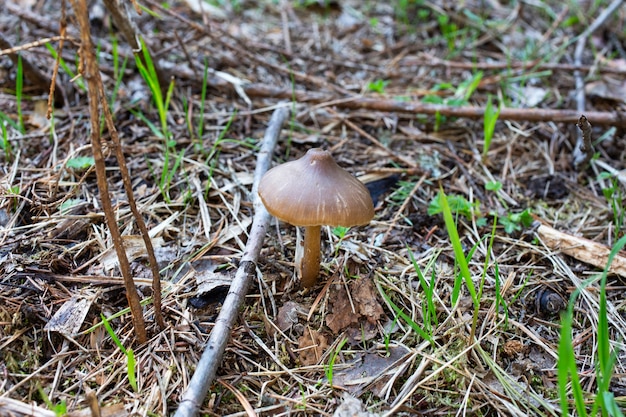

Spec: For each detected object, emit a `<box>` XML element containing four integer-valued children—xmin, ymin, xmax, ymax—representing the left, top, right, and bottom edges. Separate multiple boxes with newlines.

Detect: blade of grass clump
<box><xmin>100</xmin><ymin>314</ymin><xmax>138</xmax><ymax>392</ymax></box>
<box><xmin>109</xmin><ymin>33</ymin><xmax>128</xmax><ymax>112</ymax></box>
<box><xmin>483</xmin><ymin>94</ymin><xmax>500</xmax><ymax>159</ymax></box>
<box><xmin>559</xmin><ymin>234</ymin><xmax>626</xmax><ymax>417</ymax></box>
<box><xmin>379</xmin><ymin>286</ymin><xmax>433</xmax><ymax>344</ymax></box>
<box><xmin>407</xmin><ymin>247</ymin><xmax>439</xmax><ymax>332</ymax></box>
<box><xmin>558</xmin><ymin>303</ymin><xmax>588</xmax><ymax>417</ymax></box>
<box><xmin>326</xmin><ymin>337</ymin><xmax>347</xmax><ymax>386</ymax></box>
<box><xmin>197</xmin><ymin>59</ymin><xmax>209</xmax><ymax>144</ymax></box>
<box><xmin>593</xmin><ymin>234</ymin><xmax>626</xmax><ymax>416</ymax></box>
<box><xmin>438</xmin><ymin>190</ymin><xmax>477</xmax><ymax>306</ymax></box>
<box><xmin>16</xmin><ymin>54</ymin><xmax>25</xmax><ymax>133</ymax></box>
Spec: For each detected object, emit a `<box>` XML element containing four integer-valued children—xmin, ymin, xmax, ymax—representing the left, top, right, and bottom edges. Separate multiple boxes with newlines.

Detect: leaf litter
<box><xmin>1</xmin><ymin>0</ymin><xmax>626</xmax><ymax>416</ymax></box>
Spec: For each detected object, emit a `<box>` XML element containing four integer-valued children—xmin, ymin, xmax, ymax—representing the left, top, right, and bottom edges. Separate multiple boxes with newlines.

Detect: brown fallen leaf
<box><xmin>298</xmin><ymin>329</ymin><xmax>328</xmax><ymax>366</ymax></box>
<box><xmin>352</xmin><ymin>278</ymin><xmax>384</xmax><ymax>323</ymax></box>
<box><xmin>326</xmin><ymin>284</ymin><xmax>358</xmax><ymax>334</ymax></box>
<box><xmin>326</xmin><ymin>278</ymin><xmax>385</xmax><ymax>343</ymax></box>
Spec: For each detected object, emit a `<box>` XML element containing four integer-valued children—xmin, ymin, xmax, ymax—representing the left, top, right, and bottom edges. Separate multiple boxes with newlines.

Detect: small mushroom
<box><xmin>258</xmin><ymin>148</ymin><xmax>374</xmax><ymax>287</ymax></box>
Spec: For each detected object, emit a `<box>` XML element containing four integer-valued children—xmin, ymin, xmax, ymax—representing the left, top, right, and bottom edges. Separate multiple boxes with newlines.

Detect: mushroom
<box><xmin>258</xmin><ymin>148</ymin><xmax>374</xmax><ymax>287</ymax></box>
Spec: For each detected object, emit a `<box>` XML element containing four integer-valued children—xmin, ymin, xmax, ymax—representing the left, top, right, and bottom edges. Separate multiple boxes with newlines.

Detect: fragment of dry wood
<box><xmin>141</xmin><ymin>61</ymin><xmax>626</xmax><ymax>130</ymax></box>
<box><xmin>403</xmin><ymin>53</ymin><xmax>626</xmax><ymax>76</ymax></box>
<box><xmin>0</xmin><ymin>396</ymin><xmax>56</xmax><ymax>417</ymax></box>
<box><xmin>536</xmin><ymin>222</ymin><xmax>626</xmax><ymax>278</ymax></box>
<box><xmin>173</xmin><ymin>106</ymin><xmax>289</xmax><ymax>417</ymax></box>
<box><xmin>70</xmin><ymin>0</ymin><xmax>165</xmax><ymax>343</ymax></box>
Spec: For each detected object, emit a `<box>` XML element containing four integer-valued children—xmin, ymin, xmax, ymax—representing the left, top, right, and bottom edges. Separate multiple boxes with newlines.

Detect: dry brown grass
<box><xmin>1</xmin><ymin>0</ymin><xmax>626</xmax><ymax>416</ymax></box>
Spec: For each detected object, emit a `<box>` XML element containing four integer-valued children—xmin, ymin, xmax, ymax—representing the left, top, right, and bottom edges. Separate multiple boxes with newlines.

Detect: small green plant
<box><xmin>484</xmin><ymin>182</ymin><xmax>533</xmax><ymax>234</ymax></box>
<box><xmin>134</xmin><ymin>37</ymin><xmax>179</xmax><ymax>202</ymax></box>
<box><xmin>427</xmin><ymin>193</ymin><xmax>480</xmax><ymax>221</ymax></box>
<box><xmin>599</xmin><ymin>172</ymin><xmax>625</xmax><ymax>241</ymax></box>
<box><xmin>499</xmin><ymin>209</ymin><xmax>533</xmax><ymax>234</ymax></box>
<box><xmin>558</xmin><ymin>235</ymin><xmax>626</xmax><ymax>417</ymax></box>
<box><xmin>37</xmin><ymin>385</ymin><xmax>67</xmax><ymax>417</ymax></box>
<box><xmin>483</xmin><ymin>95</ymin><xmax>501</xmax><ymax>158</ymax></box>
<box><xmin>485</xmin><ymin>180</ymin><xmax>502</xmax><ymax>192</ymax></box>
<box><xmin>66</xmin><ymin>156</ymin><xmax>95</xmax><ymax>170</ymax></box>
<box><xmin>437</xmin><ymin>14</ymin><xmax>459</xmax><ymax>53</ymax></box>
<box><xmin>100</xmin><ymin>313</ymin><xmax>138</xmax><ymax>392</ymax></box>
<box><xmin>0</xmin><ymin>112</ymin><xmax>19</xmax><ymax>159</ymax></box>
<box><xmin>16</xmin><ymin>54</ymin><xmax>25</xmax><ymax>133</ymax></box>
<box><xmin>326</xmin><ymin>337</ymin><xmax>347</xmax><ymax>386</ymax></box>
<box><xmin>367</xmin><ymin>79</ymin><xmax>388</xmax><ymax>94</ymax></box>
<box><xmin>331</xmin><ymin>226</ymin><xmax>349</xmax><ymax>256</ymax></box>
<box><xmin>422</xmin><ymin>72</ymin><xmax>483</xmax><ymax>130</ymax></box>
<box><xmin>380</xmin><ymin>286</ymin><xmax>433</xmax><ymax>344</ymax></box>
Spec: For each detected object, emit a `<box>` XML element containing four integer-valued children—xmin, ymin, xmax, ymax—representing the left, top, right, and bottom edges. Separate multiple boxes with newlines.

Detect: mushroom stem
<box><xmin>299</xmin><ymin>225</ymin><xmax>321</xmax><ymax>287</ymax></box>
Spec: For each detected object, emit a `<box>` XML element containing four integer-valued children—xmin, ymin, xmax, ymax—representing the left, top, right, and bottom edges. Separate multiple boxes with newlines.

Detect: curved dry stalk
<box><xmin>572</xmin><ymin>0</ymin><xmax>624</xmax><ymax>168</ymax></box>
<box><xmin>70</xmin><ymin>0</ymin><xmax>168</xmax><ymax>342</ymax></box>
<box><xmin>173</xmin><ymin>105</ymin><xmax>290</xmax><ymax>417</ymax></box>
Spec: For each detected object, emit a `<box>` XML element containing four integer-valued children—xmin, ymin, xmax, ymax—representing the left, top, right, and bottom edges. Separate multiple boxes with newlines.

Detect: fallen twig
<box><xmin>0</xmin><ymin>32</ymin><xmax>65</xmax><ymax>106</ymax></box>
<box><xmin>536</xmin><ymin>222</ymin><xmax>626</xmax><ymax>278</ymax></box>
<box><xmin>173</xmin><ymin>106</ymin><xmax>289</xmax><ymax>417</ymax></box>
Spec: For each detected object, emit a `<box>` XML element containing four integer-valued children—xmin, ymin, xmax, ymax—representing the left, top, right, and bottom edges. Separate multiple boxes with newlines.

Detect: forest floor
<box><xmin>1</xmin><ymin>0</ymin><xmax>626</xmax><ymax>416</ymax></box>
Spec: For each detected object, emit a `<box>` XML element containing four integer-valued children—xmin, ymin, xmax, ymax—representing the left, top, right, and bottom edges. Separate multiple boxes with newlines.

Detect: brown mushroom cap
<box><xmin>258</xmin><ymin>148</ymin><xmax>374</xmax><ymax>227</ymax></box>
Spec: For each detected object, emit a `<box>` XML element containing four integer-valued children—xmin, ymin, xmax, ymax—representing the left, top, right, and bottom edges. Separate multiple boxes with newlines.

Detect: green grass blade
<box><xmin>126</xmin><ymin>348</ymin><xmax>138</xmax><ymax>392</ymax></box>
<box><xmin>16</xmin><ymin>54</ymin><xmax>25</xmax><ymax>133</ymax></box>
<box><xmin>100</xmin><ymin>313</ymin><xmax>127</xmax><ymax>355</ymax></box>
<box><xmin>594</xmin><ymin>234</ymin><xmax>626</xmax><ymax>416</ymax></box>
<box><xmin>438</xmin><ymin>190</ymin><xmax>477</xmax><ymax>306</ymax></box>
<box><xmin>380</xmin><ymin>287</ymin><xmax>433</xmax><ymax>343</ymax></box>
<box><xmin>326</xmin><ymin>338</ymin><xmax>347</xmax><ymax>386</ymax></box>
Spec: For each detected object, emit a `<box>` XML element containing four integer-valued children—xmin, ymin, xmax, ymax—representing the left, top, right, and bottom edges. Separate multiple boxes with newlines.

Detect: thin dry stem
<box><xmin>69</xmin><ymin>0</ymin><xmax>147</xmax><ymax>343</ymax></box>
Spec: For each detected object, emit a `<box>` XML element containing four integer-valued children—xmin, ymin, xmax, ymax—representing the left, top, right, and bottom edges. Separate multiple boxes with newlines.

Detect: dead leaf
<box><xmin>276</xmin><ymin>301</ymin><xmax>302</xmax><ymax>333</ymax></box>
<box><xmin>586</xmin><ymin>80</ymin><xmax>626</xmax><ymax>103</ymax></box>
<box><xmin>352</xmin><ymin>278</ymin><xmax>384</xmax><ymax>323</ymax></box>
<box><xmin>44</xmin><ymin>294</ymin><xmax>95</xmax><ymax>336</ymax></box>
<box><xmin>333</xmin><ymin>393</ymin><xmax>380</xmax><ymax>417</ymax></box>
<box><xmin>326</xmin><ymin>285</ymin><xmax>358</xmax><ymax>334</ymax></box>
<box><xmin>333</xmin><ymin>345</ymin><xmax>411</xmax><ymax>397</ymax></box>
<box><xmin>298</xmin><ymin>329</ymin><xmax>328</xmax><ymax>366</ymax></box>
<box><xmin>100</xmin><ymin>235</ymin><xmax>165</xmax><ymax>273</ymax></box>
<box><xmin>326</xmin><ymin>278</ymin><xmax>385</xmax><ymax>341</ymax></box>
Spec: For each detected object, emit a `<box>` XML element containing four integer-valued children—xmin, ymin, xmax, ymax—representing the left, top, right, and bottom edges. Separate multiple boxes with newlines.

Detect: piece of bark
<box><xmin>537</xmin><ymin>223</ymin><xmax>626</xmax><ymax>278</ymax></box>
